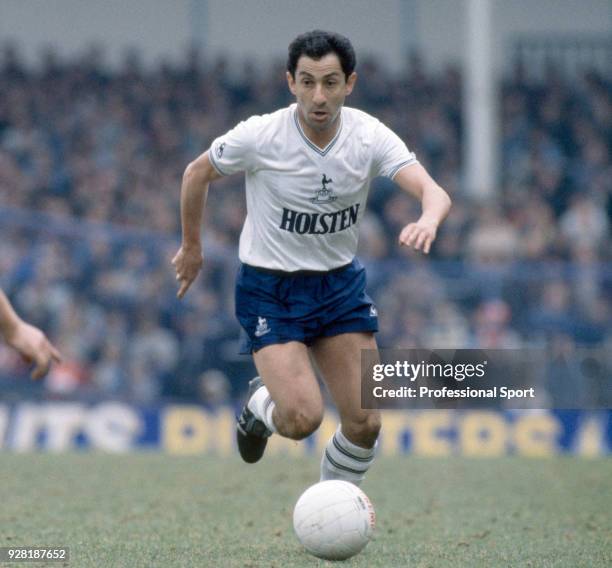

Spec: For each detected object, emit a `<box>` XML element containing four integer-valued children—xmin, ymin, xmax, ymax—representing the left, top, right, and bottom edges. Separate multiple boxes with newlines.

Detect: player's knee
<box><xmin>344</xmin><ymin>413</ymin><xmax>381</xmax><ymax>448</ymax></box>
<box><xmin>281</xmin><ymin>404</ymin><xmax>323</xmax><ymax>440</ymax></box>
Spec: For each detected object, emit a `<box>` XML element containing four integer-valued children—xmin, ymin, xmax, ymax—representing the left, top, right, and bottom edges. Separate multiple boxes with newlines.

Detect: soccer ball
<box><xmin>293</xmin><ymin>480</ymin><xmax>375</xmax><ymax>560</ymax></box>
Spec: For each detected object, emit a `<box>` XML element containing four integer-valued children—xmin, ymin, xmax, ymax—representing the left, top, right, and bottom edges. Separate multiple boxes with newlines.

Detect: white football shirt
<box><xmin>208</xmin><ymin>103</ymin><xmax>417</xmax><ymax>271</ymax></box>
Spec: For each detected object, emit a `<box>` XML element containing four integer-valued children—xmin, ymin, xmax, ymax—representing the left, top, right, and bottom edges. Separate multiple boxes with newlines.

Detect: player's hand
<box><xmin>172</xmin><ymin>244</ymin><xmax>203</xmax><ymax>299</ymax></box>
<box><xmin>398</xmin><ymin>218</ymin><xmax>438</xmax><ymax>254</ymax></box>
<box><xmin>7</xmin><ymin>321</ymin><xmax>62</xmax><ymax>379</ymax></box>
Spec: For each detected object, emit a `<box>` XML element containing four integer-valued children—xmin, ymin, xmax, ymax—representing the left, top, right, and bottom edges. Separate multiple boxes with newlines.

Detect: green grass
<box><xmin>0</xmin><ymin>455</ymin><xmax>610</xmax><ymax>567</ymax></box>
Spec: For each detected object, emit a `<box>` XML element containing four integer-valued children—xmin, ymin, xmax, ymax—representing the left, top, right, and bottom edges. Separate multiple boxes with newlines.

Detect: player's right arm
<box><xmin>173</xmin><ymin>117</ymin><xmax>256</xmax><ymax>297</ymax></box>
<box><xmin>0</xmin><ymin>289</ymin><xmax>62</xmax><ymax>379</ymax></box>
<box><xmin>172</xmin><ymin>151</ymin><xmax>222</xmax><ymax>299</ymax></box>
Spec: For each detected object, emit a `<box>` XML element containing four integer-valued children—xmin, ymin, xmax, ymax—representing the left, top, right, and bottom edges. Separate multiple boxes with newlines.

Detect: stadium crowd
<box><xmin>0</xmin><ymin>45</ymin><xmax>610</xmax><ymax>404</ymax></box>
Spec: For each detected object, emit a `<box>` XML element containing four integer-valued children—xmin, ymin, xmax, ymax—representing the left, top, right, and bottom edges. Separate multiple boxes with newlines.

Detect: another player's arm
<box><xmin>172</xmin><ymin>151</ymin><xmax>223</xmax><ymax>299</ymax></box>
<box><xmin>0</xmin><ymin>289</ymin><xmax>62</xmax><ymax>379</ymax></box>
<box><xmin>393</xmin><ymin>163</ymin><xmax>452</xmax><ymax>254</ymax></box>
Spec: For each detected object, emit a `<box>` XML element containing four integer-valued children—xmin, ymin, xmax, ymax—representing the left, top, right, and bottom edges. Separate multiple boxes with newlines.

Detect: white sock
<box><xmin>320</xmin><ymin>427</ymin><xmax>377</xmax><ymax>486</ymax></box>
<box><xmin>247</xmin><ymin>382</ymin><xmax>277</xmax><ymax>433</ymax></box>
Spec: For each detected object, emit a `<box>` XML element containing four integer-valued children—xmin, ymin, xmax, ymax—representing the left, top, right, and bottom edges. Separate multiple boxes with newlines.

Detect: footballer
<box><xmin>173</xmin><ymin>30</ymin><xmax>451</xmax><ymax>484</ymax></box>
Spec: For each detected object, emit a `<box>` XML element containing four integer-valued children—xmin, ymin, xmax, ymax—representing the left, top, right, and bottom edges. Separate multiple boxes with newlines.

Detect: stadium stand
<box><xmin>0</xmin><ymin>45</ymin><xmax>609</xmax><ymax>404</ymax></box>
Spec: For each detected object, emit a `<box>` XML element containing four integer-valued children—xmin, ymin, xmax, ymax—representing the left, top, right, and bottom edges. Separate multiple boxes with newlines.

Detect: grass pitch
<box><xmin>1</xmin><ymin>454</ymin><xmax>610</xmax><ymax>567</ymax></box>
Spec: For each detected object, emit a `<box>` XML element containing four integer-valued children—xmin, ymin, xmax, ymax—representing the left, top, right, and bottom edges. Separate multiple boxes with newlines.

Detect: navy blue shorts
<box><xmin>235</xmin><ymin>258</ymin><xmax>378</xmax><ymax>354</ymax></box>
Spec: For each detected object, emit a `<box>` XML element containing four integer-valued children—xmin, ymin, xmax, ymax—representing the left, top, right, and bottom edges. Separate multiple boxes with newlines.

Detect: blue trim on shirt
<box><xmin>293</xmin><ymin>109</ymin><xmax>343</xmax><ymax>157</ymax></box>
<box><xmin>389</xmin><ymin>158</ymin><xmax>418</xmax><ymax>180</ymax></box>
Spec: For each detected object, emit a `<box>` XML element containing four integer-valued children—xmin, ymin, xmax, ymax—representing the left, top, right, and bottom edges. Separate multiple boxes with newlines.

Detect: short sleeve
<box><xmin>372</xmin><ymin>122</ymin><xmax>418</xmax><ymax>179</ymax></box>
<box><xmin>208</xmin><ymin>117</ymin><xmax>258</xmax><ymax>176</ymax></box>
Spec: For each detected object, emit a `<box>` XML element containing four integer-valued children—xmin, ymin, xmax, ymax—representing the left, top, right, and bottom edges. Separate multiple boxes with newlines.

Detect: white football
<box><xmin>293</xmin><ymin>480</ymin><xmax>375</xmax><ymax>560</ymax></box>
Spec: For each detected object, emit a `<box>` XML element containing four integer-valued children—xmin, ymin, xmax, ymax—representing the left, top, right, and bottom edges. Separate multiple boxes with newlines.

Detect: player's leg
<box><xmin>310</xmin><ymin>332</ymin><xmax>381</xmax><ymax>485</ymax></box>
<box><xmin>236</xmin><ymin>340</ymin><xmax>324</xmax><ymax>463</ymax></box>
<box><xmin>235</xmin><ymin>262</ymin><xmax>324</xmax><ymax>462</ymax></box>
<box><xmin>252</xmin><ymin>341</ymin><xmax>324</xmax><ymax>439</ymax></box>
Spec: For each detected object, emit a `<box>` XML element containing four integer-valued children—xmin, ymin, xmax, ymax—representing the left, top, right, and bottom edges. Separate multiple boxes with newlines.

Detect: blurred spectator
<box><xmin>470</xmin><ymin>299</ymin><xmax>522</xmax><ymax>349</ymax></box>
<box><xmin>559</xmin><ymin>193</ymin><xmax>609</xmax><ymax>250</ymax></box>
<box><xmin>529</xmin><ymin>281</ymin><xmax>575</xmax><ymax>338</ymax></box>
<box><xmin>466</xmin><ymin>205</ymin><xmax>520</xmax><ymax>263</ymax></box>
<box><xmin>197</xmin><ymin>369</ymin><xmax>232</xmax><ymax>406</ymax></box>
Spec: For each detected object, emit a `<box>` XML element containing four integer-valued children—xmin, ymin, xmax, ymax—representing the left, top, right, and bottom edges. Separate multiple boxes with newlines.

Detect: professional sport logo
<box><xmin>311</xmin><ymin>174</ymin><xmax>337</xmax><ymax>203</ymax></box>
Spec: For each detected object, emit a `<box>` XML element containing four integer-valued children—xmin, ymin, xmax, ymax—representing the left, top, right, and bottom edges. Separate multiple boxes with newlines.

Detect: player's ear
<box><xmin>286</xmin><ymin>71</ymin><xmax>297</xmax><ymax>95</ymax></box>
<box><xmin>345</xmin><ymin>72</ymin><xmax>357</xmax><ymax>95</ymax></box>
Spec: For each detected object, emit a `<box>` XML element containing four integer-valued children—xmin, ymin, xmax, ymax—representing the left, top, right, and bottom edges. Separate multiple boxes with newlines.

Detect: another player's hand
<box><xmin>172</xmin><ymin>244</ymin><xmax>203</xmax><ymax>299</ymax></box>
<box><xmin>398</xmin><ymin>218</ymin><xmax>438</xmax><ymax>254</ymax></box>
<box><xmin>7</xmin><ymin>321</ymin><xmax>62</xmax><ymax>379</ymax></box>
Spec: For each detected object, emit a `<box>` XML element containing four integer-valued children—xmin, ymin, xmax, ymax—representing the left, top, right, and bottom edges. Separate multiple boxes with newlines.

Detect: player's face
<box><xmin>287</xmin><ymin>54</ymin><xmax>356</xmax><ymax>135</ymax></box>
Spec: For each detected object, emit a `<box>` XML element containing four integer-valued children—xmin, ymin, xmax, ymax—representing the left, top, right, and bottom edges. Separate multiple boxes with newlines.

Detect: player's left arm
<box><xmin>393</xmin><ymin>163</ymin><xmax>452</xmax><ymax>254</ymax></box>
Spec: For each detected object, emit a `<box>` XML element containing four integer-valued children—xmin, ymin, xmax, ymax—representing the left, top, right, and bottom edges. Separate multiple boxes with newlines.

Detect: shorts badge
<box><xmin>254</xmin><ymin>317</ymin><xmax>271</xmax><ymax>337</ymax></box>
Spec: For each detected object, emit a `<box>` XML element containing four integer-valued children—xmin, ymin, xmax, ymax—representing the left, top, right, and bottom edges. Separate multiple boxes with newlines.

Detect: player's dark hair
<box><xmin>287</xmin><ymin>30</ymin><xmax>356</xmax><ymax>80</ymax></box>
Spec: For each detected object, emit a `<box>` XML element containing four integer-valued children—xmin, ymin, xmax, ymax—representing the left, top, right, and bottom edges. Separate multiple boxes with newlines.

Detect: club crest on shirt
<box><xmin>311</xmin><ymin>174</ymin><xmax>337</xmax><ymax>203</ymax></box>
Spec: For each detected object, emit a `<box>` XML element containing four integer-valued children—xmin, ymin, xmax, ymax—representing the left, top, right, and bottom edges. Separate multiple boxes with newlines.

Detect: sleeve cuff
<box><xmin>208</xmin><ymin>147</ymin><xmax>229</xmax><ymax>176</ymax></box>
<box><xmin>389</xmin><ymin>158</ymin><xmax>418</xmax><ymax>180</ymax></box>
